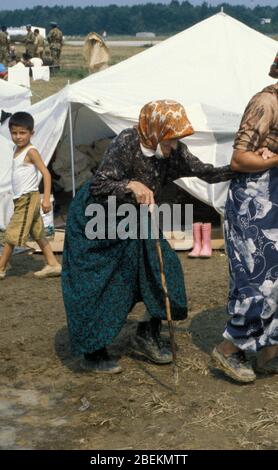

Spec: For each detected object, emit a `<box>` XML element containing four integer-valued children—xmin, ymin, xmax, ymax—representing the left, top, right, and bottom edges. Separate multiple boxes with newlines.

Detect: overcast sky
<box><xmin>0</xmin><ymin>0</ymin><xmax>277</xmax><ymax>10</ymax></box>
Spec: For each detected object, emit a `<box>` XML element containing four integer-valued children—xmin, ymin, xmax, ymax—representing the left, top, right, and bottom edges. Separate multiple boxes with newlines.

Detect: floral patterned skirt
<box><xmin>61</xmin><ymin>182</ymin><xmax>187</xmax><ymax>356</ymax></box>
<box><xmin>224</xmin><ymin>169</ymin><xmax>278</xmax><ymax>352</ymax></box>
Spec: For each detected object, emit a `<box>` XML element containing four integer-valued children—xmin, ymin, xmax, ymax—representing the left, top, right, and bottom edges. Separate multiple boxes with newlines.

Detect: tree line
<box><xmin>0</xmin><ymin>2</ymin><xmax>278</xmax><ymax>36</ymax></box>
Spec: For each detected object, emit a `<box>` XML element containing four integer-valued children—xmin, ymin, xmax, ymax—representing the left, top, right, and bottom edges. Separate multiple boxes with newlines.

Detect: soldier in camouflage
<box><xmin>24</xmin><ymin>25</ymin><xmax>36</xmax><ymax>58</ymax></box>
<box><xmin>47</xmin><ymin>22</ymin><xmax>63</xmax><ymax>67</ymax></box>
<box><xmin>0</xmin><ymin>26</ymin><xmax>10</xmax><ymax>66</ymax></box>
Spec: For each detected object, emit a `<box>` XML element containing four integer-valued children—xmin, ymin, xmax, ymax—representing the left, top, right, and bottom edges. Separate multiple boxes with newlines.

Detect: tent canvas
<box><xmin>0</xmin><ymin>12</ymin><xmax>277</xmax><ymax>230</ymax></box>
<box><xmin>0</xmin><ymin>82</ymin><xmax>31</xmax><ymax>229</ymax></box>
<box><xmin>0</xmin><ymin>79</ymin><xmax>31</xmax><ymax>113</ymax></box>
<box><xmin>64</xmin><ymin>11</ymin><xmax>277</xmax><ymax>212</ymax></box>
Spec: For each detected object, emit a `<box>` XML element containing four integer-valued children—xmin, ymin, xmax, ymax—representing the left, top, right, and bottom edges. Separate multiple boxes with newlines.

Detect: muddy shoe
<box><xmin>80</xmin><ymin>348</ymin><xmax>122</xmax><ymax>374</ymax></box>
<box><xmin>211</xmin><ymin>347</ymin><xmax>256</xmax><ymax>383</ymax></box>
<box><xmin>256</xmin><ymin>356</ymin><xmax>278</xmax><ymax>375</ymax></box>
<box><xmin>34</xmin><ymin>264</ymin><xmax>62</xmax><ymax>279</ymax></box>
<box><xmin>131</xmin><ymin>319</ymin><xmax>173</xmax><ymax>364</ymax></box>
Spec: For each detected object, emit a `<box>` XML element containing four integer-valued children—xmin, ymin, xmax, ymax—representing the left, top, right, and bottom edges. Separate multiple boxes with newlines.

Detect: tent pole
<box><xmin>68</xmin><ymin>81</ymin><xmax>76</xmax><ymax>198</ymax></box>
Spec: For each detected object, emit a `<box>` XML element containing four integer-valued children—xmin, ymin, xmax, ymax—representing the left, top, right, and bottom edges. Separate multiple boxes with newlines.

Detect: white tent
<box><xmin>0</xmin><ymin>82</ymin><xmax>31</xmax><ymax>229</ymax></box>
<box><xmin>0</xmin><ymin>135</ymin><xmax>14</xmax><ymax>230</ymax></box>
<box><xmin>0</xmin><ymin>79</ymin><xmax>31</xmax><ymax>113</ymax></box>
<box><xmin>0</xmin><ymin>12</ymin><xmax>277</xmax><ymax>230</ymax></box>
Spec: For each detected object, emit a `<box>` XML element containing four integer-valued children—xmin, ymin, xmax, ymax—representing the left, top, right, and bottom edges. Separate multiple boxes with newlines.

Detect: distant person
<box><xmin>47</xmin><ymin>21</ymin><xmax>63</xmax><ymax>68</ymax></box>
<box><xmin>102</xmin><ymin>31</ymin><xmax>107</xmax><ymax>40</ymax></box>
<box><xmin>7</xmin><ymin>45</ymin><xmax>17</xmax><ymax>66</ymax></box>
<box><xmin>0</xmin><ymin>25</ymin><xmax>10</xmax><ymax>66</ymax></box>
<box><xmin>21</xmin><ymin>52</ymin><xmax>32</xmax><ymax>67</ymax></box>
<box><xmin>0</xmin><ymin>112</ymin><xmax>62</xmax><ymax>280</ymax></box>
<box><xmin>34</xmin><ymin>28</ymin><xmax>45</xmax><ymax>59</ymax></box>
<box><xmin>0</xmin><ymin>62</ymin><xmax>7</xmax><ymax>80</ymax></box>
<box><xmin>24</xmin><ymin>25</ymin><xmax>36</xmax><ymax>58</ymax></box>
<box><xmin>42</xmin><ymin>49</ymin><xmax>54</xmax><ymax>67</ymax></box>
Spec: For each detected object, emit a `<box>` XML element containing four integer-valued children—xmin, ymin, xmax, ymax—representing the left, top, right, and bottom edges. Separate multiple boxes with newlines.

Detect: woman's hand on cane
<box><xmin>126</xmin><ymin>181</ymin><xmax>155</xmax><ymax>207</ymax></box>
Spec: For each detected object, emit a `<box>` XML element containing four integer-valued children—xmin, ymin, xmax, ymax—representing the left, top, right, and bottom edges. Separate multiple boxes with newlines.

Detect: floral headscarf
<box><xmin>137</xmin><ymin>100</ymin><xmax>194</xmax><ymax>151</ymax></box>
<box><xmin>269</xmin><ymin>52</ymin><xmax>278</xmax><ymax>79</ymax></box>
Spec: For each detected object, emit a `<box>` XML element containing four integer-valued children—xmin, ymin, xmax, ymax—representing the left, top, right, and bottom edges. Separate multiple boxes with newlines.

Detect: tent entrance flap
<box><xmin>71</xmin><ymin>103</ymin><xmax>116</xmax><ymax>145</ymax></box>
<box><xmin>51</xmin><ymin>104</ymin><xmax>116</xmax><ymax>195</ymax></box>
<box><xmin>68</xmin><ymin>101</ymin><xmax>76</xmax><ymax>198</ymax></box>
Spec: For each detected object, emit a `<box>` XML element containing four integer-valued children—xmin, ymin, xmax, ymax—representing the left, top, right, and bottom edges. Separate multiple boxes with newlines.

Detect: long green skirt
<box><xmin>61</xmin><ymin>182</ymin><xmax>187</xmax><ymax>356</ymax></box>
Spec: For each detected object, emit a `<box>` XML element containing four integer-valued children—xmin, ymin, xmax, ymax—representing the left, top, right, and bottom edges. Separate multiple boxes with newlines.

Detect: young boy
<box><xmin>0</xmin><ymin>112</ymin><xmax>61</xmax><ymax>280</ymax></box>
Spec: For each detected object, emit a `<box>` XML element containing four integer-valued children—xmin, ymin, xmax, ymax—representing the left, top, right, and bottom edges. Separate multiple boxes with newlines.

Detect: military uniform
<box><xmin>0</xmin><ymin>30</ymin><xmax>10</xmax><ymax>65</ymax></box>
<box><xmin>35</xmin><ymin>33</ymin><xmax>45</xmax><ymax>58</ymax></box>
<box><xmin>25</xmin><ymin>29</ymin><xmax>36</xmax><ymax>58</ymax></box>
<box><xmin>42</xmin><ymin>51</ymin><xmax>54</xmax><ymax>66</ymax></box>
<box><xmin>47</xmin><ymin>26</ymin><xmax>63</xmax><ymax>66</ymax></box>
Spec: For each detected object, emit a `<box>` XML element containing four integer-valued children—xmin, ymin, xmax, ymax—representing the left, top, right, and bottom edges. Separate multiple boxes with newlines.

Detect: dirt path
<box><xmin>1</xmin><ymin>251</ymin><xmax>278</xmax><ymax>450</ymax></box>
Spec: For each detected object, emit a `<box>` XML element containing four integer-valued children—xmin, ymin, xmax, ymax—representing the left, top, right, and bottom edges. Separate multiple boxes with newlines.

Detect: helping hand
<box><xmin>257</xmin><ymin>147</ymin><xmax>276</xmax><ymax>160</ymax></box>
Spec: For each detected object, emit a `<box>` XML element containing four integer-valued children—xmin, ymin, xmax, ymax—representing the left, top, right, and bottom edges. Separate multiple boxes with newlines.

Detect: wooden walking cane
<box><xmin>151</xmin><ymin>209</ymin><xmax>179</xmax><ymax>388</ymax></box>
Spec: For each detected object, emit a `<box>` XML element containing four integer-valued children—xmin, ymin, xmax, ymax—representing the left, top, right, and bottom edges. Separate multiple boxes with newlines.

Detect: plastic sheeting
<box><xmin>83</xmin><ymin>32</ymin><xmax>110</xmax><ymax>73</ymax></box>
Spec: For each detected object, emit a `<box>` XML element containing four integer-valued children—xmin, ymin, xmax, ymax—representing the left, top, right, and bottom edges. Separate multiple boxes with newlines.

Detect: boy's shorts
<box><xmin>5</xmin><ymin>191</ymin><xmax>44</xmax><ymax>247</ymax></box>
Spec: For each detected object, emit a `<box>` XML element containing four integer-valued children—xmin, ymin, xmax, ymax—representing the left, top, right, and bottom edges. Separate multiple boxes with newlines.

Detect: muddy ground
<box><xmin>1</xmin><ymin>250</ymin><xmax>278</xmax><ymax>450</ymax></box>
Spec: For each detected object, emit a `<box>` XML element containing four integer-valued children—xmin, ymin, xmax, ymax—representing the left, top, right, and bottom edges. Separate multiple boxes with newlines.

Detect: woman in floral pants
<box><xmin>212</xmin><ymin>76</ymin><xmax>278</xmax><ymax>383</ymax></box>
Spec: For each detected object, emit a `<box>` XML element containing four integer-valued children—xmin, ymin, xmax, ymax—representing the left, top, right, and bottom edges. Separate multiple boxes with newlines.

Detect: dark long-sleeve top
<box><xmin>90</xmin><ymin>128</ymin><xmax>235</xmax><ymax>204</ymax></box>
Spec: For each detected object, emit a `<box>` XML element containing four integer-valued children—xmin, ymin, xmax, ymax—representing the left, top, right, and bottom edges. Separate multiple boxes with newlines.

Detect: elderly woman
<box><xmin>212</xmin><ymin>57</ymin><xmax>278</xmax><ymax>383</ymax></box>
<box><xmin>62</xmin><ymin>100</ymin><xmax>235</xmax><ymax>374</ymax></box>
